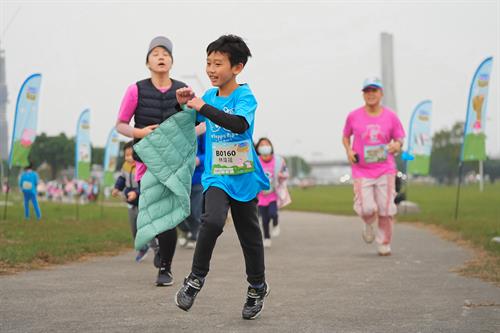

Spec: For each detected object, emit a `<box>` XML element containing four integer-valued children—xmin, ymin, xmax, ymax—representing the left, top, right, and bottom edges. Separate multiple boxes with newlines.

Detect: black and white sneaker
<box><xmin>175</xmin><ymin>274</ymin><xmax>203</xmax><ymax>311</ymax></box>
<box><xmin>242</xmin><ymin>282</ymin><xmax>269</xmax><ymax>320</ymax></box>
<box><xmin>156</xmin><ymin>267</ymin><xmax>173</xmax><ymax>286</ymax></box>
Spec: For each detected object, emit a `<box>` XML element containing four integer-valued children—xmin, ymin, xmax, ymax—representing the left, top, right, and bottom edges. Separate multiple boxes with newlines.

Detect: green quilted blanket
<box><xmin>133</xmin><ymin>110</ymin><xmax>196</xmax><ymax>250</ymax></box>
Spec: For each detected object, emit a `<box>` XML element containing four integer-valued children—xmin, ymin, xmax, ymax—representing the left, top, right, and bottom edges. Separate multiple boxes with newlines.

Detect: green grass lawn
<box><xmin>287</xmin><ymin>183</ymin><xmax>500</xmax><ymax>255</ymax></box>
<box><xmin>0</xmin><ymin>195</ymin><xmax>132</xmax><ymax>273</ymax></box>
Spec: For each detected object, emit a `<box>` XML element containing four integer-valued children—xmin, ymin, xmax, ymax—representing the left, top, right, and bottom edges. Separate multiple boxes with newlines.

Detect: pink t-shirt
<box><xmin>343</xmin><ymin>106</ymin><xmax>405</xmax><ymax>179</ymax></box>
<box><xmin>117</xmin><ymin>83</ymin><xmax>170</xmax><ymax>181</ymax></box>
<box><xmin>257</xmin><ymin>156</ymin><xmax>278</xmax><ymax>206</ymax></box>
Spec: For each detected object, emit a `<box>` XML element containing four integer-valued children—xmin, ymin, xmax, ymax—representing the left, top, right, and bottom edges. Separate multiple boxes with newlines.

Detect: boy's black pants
<box><xmin>192</xmin><ymin>186</ymin><xmax>265</xmax><ymax>285</ymax></box>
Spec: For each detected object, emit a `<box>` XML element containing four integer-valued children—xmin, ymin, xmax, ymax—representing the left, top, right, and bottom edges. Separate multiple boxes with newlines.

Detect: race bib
<box><xmin>22</xmin><ymin>181</ymin><xmax>33</xmax><ymax>190</ymax></box>
<box><xmin>364</xmin><ymin>144</ymin><xmax>388</xmax><ymax>163</ymax></box>
<box><xmin>212</xmin><ymin>140</ymin><xmax>255</xmax><ymax>175</ymax></box>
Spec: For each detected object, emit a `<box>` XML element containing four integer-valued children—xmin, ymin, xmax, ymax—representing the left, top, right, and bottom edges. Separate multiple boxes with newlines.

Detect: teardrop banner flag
<box><xmin>75</xmin><ymin>109</ymin><xmax>91</xmax><ymax>180</ymax></box>
<box><xmin>461</xmin><ymin>57</ymin><xmax>493</xmax><ymax>161</ymax></box>
<box><xmin>8</xmin><ymin>73</ymin><xmax>42</xmax><ymax>168</ymax></box>
<box><xmin>103</xmin><ymin>128</ymin><xmax>119</xmax><ymax>186</ymax></box>
<box><xmin>406</xmin><ymin>100</ymin><xmax>432</xmax><ymax>175</ymax></box>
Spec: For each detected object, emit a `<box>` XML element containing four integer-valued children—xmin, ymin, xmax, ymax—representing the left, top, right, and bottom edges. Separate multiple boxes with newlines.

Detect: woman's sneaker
<box><xmin>362</xmin><ymin>223</ymin><xmax>375</xmax><ymax>244</ymax></box>
<box><xmin>178</xmin><ymin>236</ymin><xmax>187</xmax><ymax>247</ymax></box>
<box><xmin>377</xmin><ymin>244</ymin><xmax>391</xmax><ymax>256</ymax></box>
<box><xmin>263</xmin><ymin>238</ymin><xmax>272</xmax><ymax>248</ymax></box>
<box><xmin>270</xmin><ymin>224</ymin><xmax>281</xmax><ymax>238</ymax></box>
<box><xmin>156</xmin><ymin>267</ymin><xmax>174</xmax><ymax>286</ymax></box>
<box><xmin>185</xmin><ymin>240</ymin><xmax>196</xmax><ymax>249</ymax></box>
<box><xmin>175</xmin><ymin>274</ymin><xmax>204</xmax><ymax>311</ymax></box>
<box><xmin>242</xmin><ymin>283</ymin><xmax>269</xmax><ymax>320</ymax></box>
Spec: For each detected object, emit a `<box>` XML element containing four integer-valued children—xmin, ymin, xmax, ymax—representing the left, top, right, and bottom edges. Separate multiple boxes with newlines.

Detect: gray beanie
<box><xmin>146</xmin><ymin>36</ymin><xmax>173</xmax><ymax>62</ymax></box>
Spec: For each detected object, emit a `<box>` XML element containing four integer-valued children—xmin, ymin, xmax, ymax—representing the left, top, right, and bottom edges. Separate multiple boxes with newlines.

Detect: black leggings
<box><xmin>191</xmin><ymin>187</ymin><xmax>265</xmax><ymax>285</ymax></box>
<box><xmin>157</xmin><ymin>229</ymin><xmax>177</xmax><ymax>269</ymax></box>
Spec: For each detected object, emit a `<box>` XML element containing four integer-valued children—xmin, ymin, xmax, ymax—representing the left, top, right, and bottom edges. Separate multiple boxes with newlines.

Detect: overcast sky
<box><xmin>1</xmin><ymin>0</ymin><xmax>499</xmax><ymax>161</ymax></box>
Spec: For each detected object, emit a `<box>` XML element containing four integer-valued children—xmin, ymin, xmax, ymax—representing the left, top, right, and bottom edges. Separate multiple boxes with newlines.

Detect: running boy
<box><xmin>174</xmin><ymin>35</ymin><xmax>270</xmax><ymax>320</ymax></box>
<box><xmin>342</xmin><ymin>77</ymin><xmax>405</xmax><ymax>256</ymax></box>
<box><xmin>116</xmin><ymin>36</ymin><xmax>186</xmax><ymax>286</ymax></box>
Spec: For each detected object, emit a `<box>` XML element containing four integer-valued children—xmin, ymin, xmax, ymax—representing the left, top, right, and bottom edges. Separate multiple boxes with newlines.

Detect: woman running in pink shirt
<box><xmin>342</xmin><ymin>77</ymin><xmax>405</xmax><ymax>256</ymax></box>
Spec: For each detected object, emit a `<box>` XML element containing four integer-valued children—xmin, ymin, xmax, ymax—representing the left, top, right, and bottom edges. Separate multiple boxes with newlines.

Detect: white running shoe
<box><xmin>263</xmin><ymin>238</ymin><xmax>272</xmax><ymax>248</ymax></box>
<box><xmin>178</xmin><ymin>237</ymin><xmax>187</xmax><ymax>247</ymax></box>
<box><xmin>270</xmin><ymin>225</ymin><xmax>281</xmax><ymax>238</ymax></box>
<box><xmin>377</xmin><ymin>244</ymin><xmax>391</xmax><ymax>256</ymax></box>
<box><xmin>185</xmin><ymin>240</ymin><xmax>196</xmax><ymax>249</ymax></box>
<box><xmin>362</xmin><ymin>223</ymin><xmax>375</xmax><ymax>244</ymax></box>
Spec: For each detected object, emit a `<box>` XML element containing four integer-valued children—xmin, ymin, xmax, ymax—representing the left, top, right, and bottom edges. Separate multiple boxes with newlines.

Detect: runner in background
<box><xmin>342</xmin><ymin>77</ymin><xmax>405</xmax><ymax>256</ymax></box>
<box><xmin>255</xmin><ymin>137</ymin><xmax>290</xmax><ymax>248</ymax></box>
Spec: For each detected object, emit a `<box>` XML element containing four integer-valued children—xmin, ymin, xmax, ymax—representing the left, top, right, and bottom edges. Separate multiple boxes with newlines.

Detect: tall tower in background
<box><xmin>0</xmin><ymin>41</ymin><xmax>8</xmax><ymax>162</ymax></box>
<box><xmin>381</xmin><ymin>32</ymin><xmax>398</xmax><ymax>113</ymax></box>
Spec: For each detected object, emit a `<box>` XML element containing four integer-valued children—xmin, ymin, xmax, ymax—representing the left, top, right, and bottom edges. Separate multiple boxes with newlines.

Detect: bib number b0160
<box><xmin>212</xmin><ymin>140</ymin><xmax>254</xmax><ymax>175</ymax></box>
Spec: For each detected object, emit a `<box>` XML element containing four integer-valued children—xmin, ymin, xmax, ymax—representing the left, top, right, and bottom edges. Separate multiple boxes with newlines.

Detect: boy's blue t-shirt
<box><xmin>19</xmin><ymin>170</ymin><xmax>38</xmax><ymax>194</ymax></box>
<box><xmin>199</xmin><ymin>84</ymin><xmax>270</xmax><ymax>201</ymax></box>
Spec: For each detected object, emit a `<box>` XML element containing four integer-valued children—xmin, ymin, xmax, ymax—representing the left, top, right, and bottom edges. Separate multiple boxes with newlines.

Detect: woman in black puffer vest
<box><xmin>116</xmin><ymin>36</ymin><xmax>187</xmax><ymax>287</ymax></box>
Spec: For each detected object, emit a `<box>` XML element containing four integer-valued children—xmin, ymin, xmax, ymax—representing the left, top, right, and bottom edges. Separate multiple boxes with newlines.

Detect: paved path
<box><xmin>1</xmin><ymin>211</ymin><xmax>499</xmax><ymax>333</ymax></box>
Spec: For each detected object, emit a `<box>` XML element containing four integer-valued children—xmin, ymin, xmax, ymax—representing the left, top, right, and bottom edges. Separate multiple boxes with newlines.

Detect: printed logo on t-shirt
<box><xmin>362</xmin><ymin>124</ymin><xmax>383</xmax><ymax>144</ymax></box>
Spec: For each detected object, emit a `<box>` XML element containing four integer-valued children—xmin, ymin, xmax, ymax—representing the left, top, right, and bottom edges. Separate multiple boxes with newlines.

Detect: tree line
<box><xmin>3</xmin><ymin>121</ymin><xmax>499</xmax><ymax>184</ymax></box>
<box><xmin>427</xmin><ymin>122</ymin><xmax>500</xmax><ymax>184</ymax></box>
<box><xmin>2</xmin><ymin>132</ymin><xmax>122</xmax><ymax>181</ymax></box>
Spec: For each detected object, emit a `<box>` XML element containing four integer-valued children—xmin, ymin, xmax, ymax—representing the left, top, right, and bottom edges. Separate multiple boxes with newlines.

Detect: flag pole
<box><xmin>479</xmin><ymin>160</ymin><xmax>484</xmax><ymax>192</ymax></box>
<box><xmin>2</xmin><ymin>167</ymin><xmax>10</xmax><ymax>220</ymax></box>
<box><xmin>454</xmin><ymin>162</ymin><xmax>464</xmax><ymax>221</ymax></box>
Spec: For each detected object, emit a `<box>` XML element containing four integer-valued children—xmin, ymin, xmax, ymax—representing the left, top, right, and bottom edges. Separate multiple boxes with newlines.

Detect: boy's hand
<box><xmin>387</xmin><ymin>141</ymin><xmax>402</xmax><ymax>155</ymax></box>
<box><xmin>186</xmin><ymin>97</ymin><xmax>206</xmax><ymax>112</ymax></box>
<box><xmin>133</xmin><ymin>124</ymin><xmax>158</xmax><ymax>138</ymax></box>
<box><xmin>127</xmin><ymin>191</ymin><xmax>137</xmax><ymax>202</ymax></box>
<box><xmin>111</xmin><ymin>188</ymin><xmax>120</xmax><ymax>197</ymax></box>
<box><xmin>176</xmin><ymin>87</ymin><xmax>195</xmax><ymax>105</ymax></box>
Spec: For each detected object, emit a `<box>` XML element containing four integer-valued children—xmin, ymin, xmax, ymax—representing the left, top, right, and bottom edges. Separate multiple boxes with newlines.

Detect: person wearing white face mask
<box><xmin>255</xmin><ymin>137</ymin><xmax>291</xmax><ymax>248</ymax></box>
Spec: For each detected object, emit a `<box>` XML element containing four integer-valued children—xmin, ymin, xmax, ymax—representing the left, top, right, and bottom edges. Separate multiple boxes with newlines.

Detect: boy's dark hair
<box><xmin>255</xmin><ymin>137</ymin><xmax>274</xmax><ymax>156</ymax></box>
<box><xmin>123</xmin><ymin>141</ymin><xmax>134</xmax><ymax>152</ymax></box>
<box><xmin>24</xmin><ymin>162</ymin><xmax>33</xmax><ymax>170</ymax></box>
<box><xmin>206</xmin><ymin>35</ymin><xmax>252</xmax><ymax>67</ymax></box>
